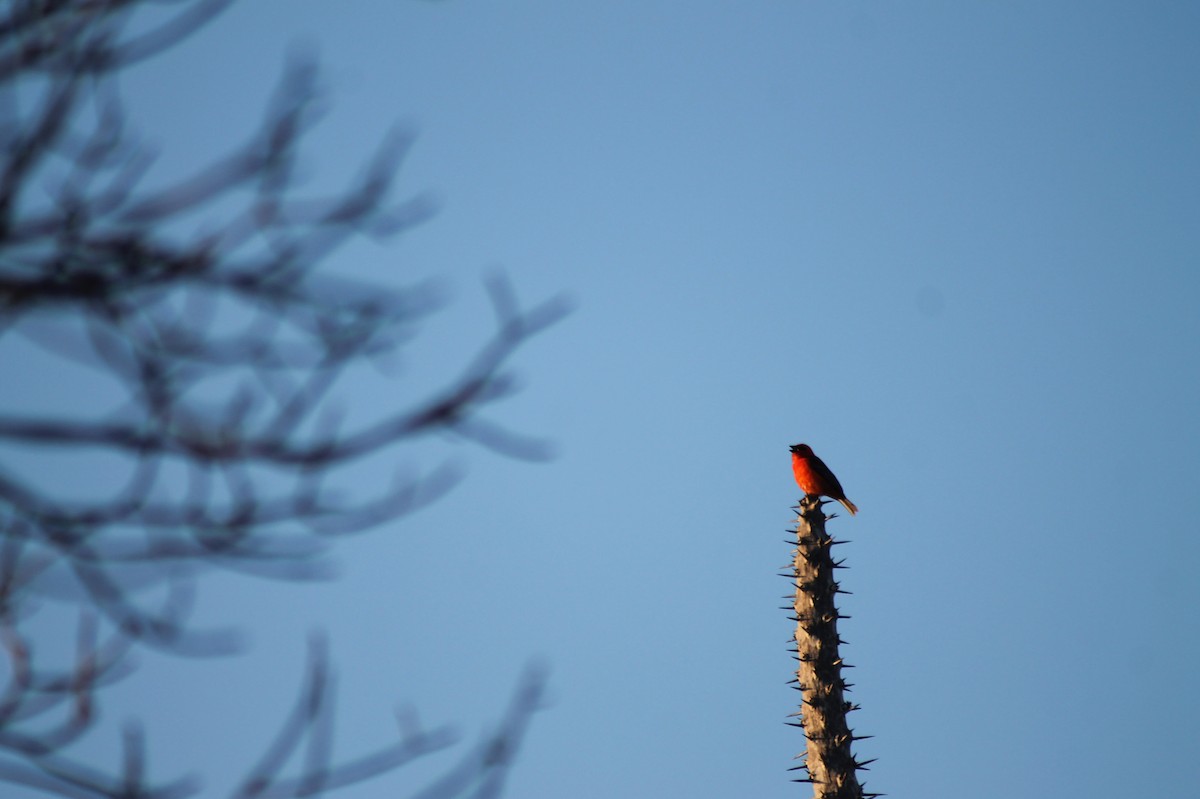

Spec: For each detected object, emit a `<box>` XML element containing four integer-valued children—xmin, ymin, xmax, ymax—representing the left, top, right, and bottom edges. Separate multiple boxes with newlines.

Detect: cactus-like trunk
<box><xmin>789</xmin><ymin>495</ymin><xmax>874</xmax><ymax>799</ymax></box>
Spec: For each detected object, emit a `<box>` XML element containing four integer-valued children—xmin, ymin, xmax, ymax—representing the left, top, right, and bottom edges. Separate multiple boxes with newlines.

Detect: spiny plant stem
<box><xmin>790</xmin><ymin>495</ymin><xmax>874</xmax><ymax>799</ymax></box>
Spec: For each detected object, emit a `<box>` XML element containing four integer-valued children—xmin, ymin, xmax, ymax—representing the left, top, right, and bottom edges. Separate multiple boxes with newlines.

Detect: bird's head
<box><xmin>789</xmin><ymin>443</ymin><xmax>812</xmax><ymax>456</ymax></box>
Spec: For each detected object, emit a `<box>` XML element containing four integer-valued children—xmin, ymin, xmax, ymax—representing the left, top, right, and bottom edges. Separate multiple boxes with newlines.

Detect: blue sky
<box><xmin>7</xmin><ymin>2</ymin><xmax>1200</xmax><ymax>797</ymax></box>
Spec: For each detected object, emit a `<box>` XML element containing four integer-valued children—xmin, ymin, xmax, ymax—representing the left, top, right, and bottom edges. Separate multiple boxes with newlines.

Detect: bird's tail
<box><xmin>840</xmin><ymin>497</ymin><xmax>859</xmax><ymax>516</ymax></box>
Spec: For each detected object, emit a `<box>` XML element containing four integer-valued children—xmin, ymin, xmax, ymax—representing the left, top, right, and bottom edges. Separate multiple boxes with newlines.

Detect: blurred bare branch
<box><xmin>0</xmin><ymin>1</ymin><xmax>558</xmax><ymax>796</ymax></box>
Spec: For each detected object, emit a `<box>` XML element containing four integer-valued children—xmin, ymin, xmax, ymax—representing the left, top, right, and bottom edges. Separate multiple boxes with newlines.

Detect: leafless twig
<box><xmin>0</xmin><ymin>2</ymin><xmax>559</xmax><ymax>796</ymax></box>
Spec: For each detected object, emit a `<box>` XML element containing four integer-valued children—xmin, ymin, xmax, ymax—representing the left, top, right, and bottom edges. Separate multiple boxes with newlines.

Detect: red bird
<box><xmin>790</xmin><ymin>443</ymin><xmax>858</xmax><ymax>515</ymax></box>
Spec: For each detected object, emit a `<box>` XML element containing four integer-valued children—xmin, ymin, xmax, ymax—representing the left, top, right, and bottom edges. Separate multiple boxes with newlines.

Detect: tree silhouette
<box><xmin>0</xmin><ymin>2</ymin><xmax>564</xmax><ymax>796</ymax></box>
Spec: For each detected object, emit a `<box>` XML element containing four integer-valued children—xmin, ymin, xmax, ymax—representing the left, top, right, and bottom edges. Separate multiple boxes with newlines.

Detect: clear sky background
<box><xmin>7</xmin><ymin>2</ymin><xmax>1200</xmax><ymax>798</ymax></box>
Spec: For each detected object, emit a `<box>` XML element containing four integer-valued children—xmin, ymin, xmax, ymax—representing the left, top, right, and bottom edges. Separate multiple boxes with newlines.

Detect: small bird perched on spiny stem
<box><xmin>790</xmin><ymin>443</ymin><xmax>858</xmax><ymax>516</ymax></box>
